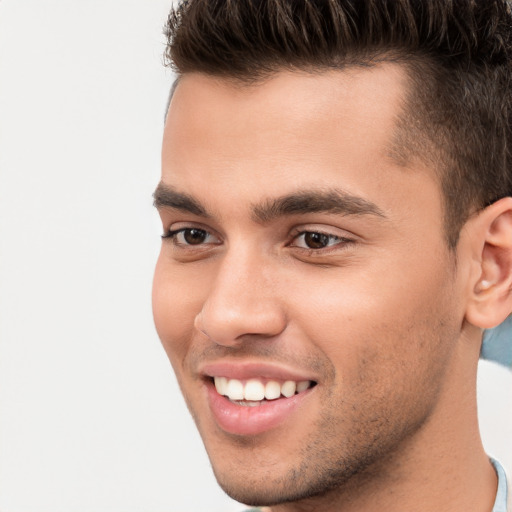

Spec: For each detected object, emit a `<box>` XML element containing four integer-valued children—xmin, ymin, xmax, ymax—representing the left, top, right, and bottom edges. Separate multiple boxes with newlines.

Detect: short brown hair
<box><xmin>164</xmin><ymin>0</ymin><xmax>512</xmax><ymax>247</ymax></box>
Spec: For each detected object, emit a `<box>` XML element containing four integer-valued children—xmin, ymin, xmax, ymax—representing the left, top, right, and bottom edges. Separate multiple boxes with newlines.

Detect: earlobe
<box><xmin>465</xmin><ymin>197</ymin><xmax>512</xmax><ymax>329</ymax></box>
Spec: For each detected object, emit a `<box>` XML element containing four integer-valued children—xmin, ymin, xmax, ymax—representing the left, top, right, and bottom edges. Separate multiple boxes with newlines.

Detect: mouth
<box><xmin>201</xmin><ymin>367</ymin><xmax>318</xmax><ymax>436</ymax></box>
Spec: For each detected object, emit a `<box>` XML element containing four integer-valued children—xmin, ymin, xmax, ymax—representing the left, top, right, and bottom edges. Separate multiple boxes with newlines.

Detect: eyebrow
<box><xmin>153</xmin><ymin>182</ymin><xmax>209</xmax><ymax>217</ymax></box>
<box><xmin>153</xmin><ymin>182</ymin><xmax>386</xmax><ymax>222</ymax></box>
<box><xmin>251</xmin><ymin>189</ymin><xmax>386</xmax><ymax>223</ymax></box>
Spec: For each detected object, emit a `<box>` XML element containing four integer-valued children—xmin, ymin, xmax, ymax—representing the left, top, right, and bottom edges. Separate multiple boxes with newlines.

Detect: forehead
<box><xmin>161</xmin><ymin>66</ymin><xmax>437</xmax><ymax>220</ymax></box>
<box><xmin>165</xmin><ymin>65</ymin><xmax>406</xmax><ymax>157</ymax></box>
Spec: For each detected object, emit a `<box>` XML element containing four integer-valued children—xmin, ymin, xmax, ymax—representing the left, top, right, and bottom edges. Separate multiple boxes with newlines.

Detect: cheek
<box><xmin>286</xmin><ymin>253</ymin><xmax>459</xmax><ymax>383</ymax></box>
<box><xmin>152</xmin><ymin>254</ymin><xmax>204</xmax><ymax>364</ymax></box>
<box><xmin>287</xmin><ymin>273</ymin><xmax>457</xmax><ymax>442</ymax></box>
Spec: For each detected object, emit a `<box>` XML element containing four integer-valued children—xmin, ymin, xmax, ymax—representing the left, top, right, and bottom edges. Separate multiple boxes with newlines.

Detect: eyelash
<box><xmin>288</xmin><ymin>231</ymin><xmax>352</xmax><ymax>252</ymax></box>
<box><xmin>162</xmin><ymin>227</ymin><xmax>354</xmax><ymax>253</ymax></box>
<box><xmin>162</xmin><ymin>227</ymin><xmax>220</xmax><ymax>246</ymax></box>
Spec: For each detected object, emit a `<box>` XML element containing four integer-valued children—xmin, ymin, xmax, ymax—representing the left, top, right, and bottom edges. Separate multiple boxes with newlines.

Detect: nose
<box><xmin>194</xmin><ymin>248</ymin><xmax>286</xmax><ymax>347</ymax></box>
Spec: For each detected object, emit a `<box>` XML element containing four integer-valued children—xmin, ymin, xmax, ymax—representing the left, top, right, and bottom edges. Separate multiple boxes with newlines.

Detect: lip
<box><xmin>205</xmin><ymin>379</ymin><xmax>314</xmax><ymax>436</ymax></box>
<box><xmin>200</xmin><ymin>360</ymin><xmax>317</xmax><ymax>436</ymax></box>
<box><xmin>200</xmin><ymin>360</ymin><xmax>317</xmax><ymax>382</ymax></box>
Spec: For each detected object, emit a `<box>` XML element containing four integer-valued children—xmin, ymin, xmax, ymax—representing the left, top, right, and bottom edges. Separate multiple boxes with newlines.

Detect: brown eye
<box><xmin>164</xmin><ymin>227</ymin><xmax>220</xmax><ymax>247</ymax></box>
<box><xmin>183</xmin><ymin>228</ymin><xmax>208</xmax><ymax>245</ymax></box>
<box><xmin>303</xmin><ymin>232</ymin><xmax>330</xmax><ymax>249</ymax></box>
<box><xmin>290</xmin><ymin>230</ymin><xmax>350</xmax><ymax>251</ymax></box>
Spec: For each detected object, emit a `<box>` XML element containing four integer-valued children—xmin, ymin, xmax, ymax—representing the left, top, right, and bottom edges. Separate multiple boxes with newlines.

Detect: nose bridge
<box><xmin>196</xmin><ymin>243</ymin><xmax>285</xmax><ymax>345</ymax></box>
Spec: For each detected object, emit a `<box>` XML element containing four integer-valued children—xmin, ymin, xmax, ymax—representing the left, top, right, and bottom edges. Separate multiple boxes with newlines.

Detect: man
<box><xmin>152</xmin><ymin>1</ymin><xmax>511</xmax><ymax>511</ymax></box>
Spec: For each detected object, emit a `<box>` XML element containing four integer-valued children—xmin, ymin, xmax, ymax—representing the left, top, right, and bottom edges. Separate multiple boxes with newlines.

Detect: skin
<box><xmin>153</xmin><ymin>66</ymin><xmax>501</xmax><ymax>511</ymax></box>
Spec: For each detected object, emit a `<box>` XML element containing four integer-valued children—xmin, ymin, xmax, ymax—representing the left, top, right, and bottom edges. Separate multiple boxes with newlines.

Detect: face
<box><xmin>153</xmin><ymin>67</ymin><xmax>467</xmax><ymax>507</ymax></box>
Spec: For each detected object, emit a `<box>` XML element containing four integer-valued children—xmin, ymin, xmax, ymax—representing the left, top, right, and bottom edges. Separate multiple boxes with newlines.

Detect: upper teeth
<box><xmin>214</xmin><ymin>377</ymin><xmax>312</xmax><ymax>401</ymax></box>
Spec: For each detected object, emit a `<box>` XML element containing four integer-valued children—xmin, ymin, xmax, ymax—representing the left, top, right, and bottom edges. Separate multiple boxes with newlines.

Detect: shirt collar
<box><xmin>491</xmin><ymin>458</ymin><xmax>510</xmax><ymax>512</ymax></box>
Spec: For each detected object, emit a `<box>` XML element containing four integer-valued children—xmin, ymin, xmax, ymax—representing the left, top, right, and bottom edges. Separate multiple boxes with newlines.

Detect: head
<box><xmin>153</xmin><ymin>1</ymin><xmax>512</xmax><ymax>509</ymax></box>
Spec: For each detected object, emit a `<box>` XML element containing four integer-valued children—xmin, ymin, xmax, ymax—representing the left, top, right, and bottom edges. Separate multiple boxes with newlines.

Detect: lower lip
<box><xmin>205</xmin><ymin>381</ymin><xmax>313</xmax><ymax>436</ymax></box>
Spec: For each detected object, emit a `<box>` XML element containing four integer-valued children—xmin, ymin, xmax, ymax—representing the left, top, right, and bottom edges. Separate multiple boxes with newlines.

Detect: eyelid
<box><xmin>291</xmin><ymin>232</ymin><xmax>341</xmax><ymax>247</ymax></box>
<box><xmin>289</xmin><ymin>224</ymin><xmax>354</xmax><ymax>239</ymax></box>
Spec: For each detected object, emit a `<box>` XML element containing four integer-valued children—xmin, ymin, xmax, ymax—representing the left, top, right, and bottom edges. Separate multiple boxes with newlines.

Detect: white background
<box><xmin>0</xmin><ymin>1</ymin><xmax>510</xmax><ymax>511</ymax></box>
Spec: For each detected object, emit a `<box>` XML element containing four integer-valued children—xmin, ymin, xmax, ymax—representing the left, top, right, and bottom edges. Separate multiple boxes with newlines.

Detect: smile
<box><xmin>202</xmin><ymin>369</ymin><xmax>317</xmax><ymax>435</ymax></box>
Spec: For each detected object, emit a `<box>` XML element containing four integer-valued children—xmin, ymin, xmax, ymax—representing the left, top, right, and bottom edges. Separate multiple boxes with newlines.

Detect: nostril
<box><xmin>199</xmin><ymin>327</ymin><xmax>213</xmax><ymax>341</ymax></box>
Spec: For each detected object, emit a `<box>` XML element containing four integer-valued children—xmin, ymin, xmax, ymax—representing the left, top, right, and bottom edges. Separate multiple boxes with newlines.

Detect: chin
<box><xmin>207</xmin><ymin>446</ymin><xmax>370</xmax><ymax>508</ymax></box>
<box><xmin>214</xmin><ymin>474</ymin><xmax>307</xmax><ymax>508</ymax></box>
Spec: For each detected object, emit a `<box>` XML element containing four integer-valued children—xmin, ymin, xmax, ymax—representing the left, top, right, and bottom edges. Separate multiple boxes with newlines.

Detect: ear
<box><xmin>465</xmin><ymin>197</ymin><xmax>512</xmax><ymax>329</ymax></box>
